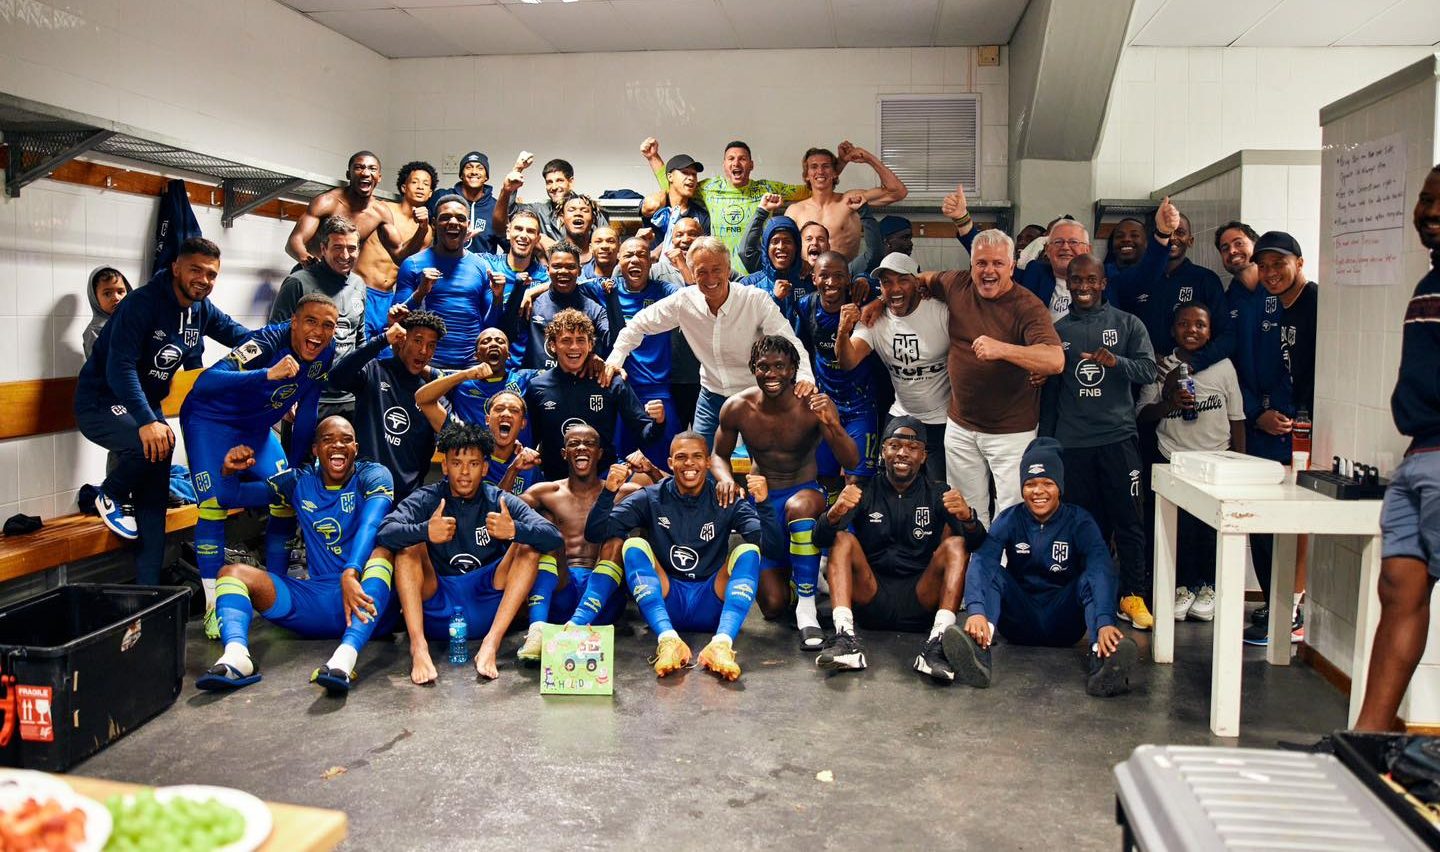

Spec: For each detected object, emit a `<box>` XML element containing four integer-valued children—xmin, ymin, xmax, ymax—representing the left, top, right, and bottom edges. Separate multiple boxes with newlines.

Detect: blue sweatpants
<box><xmin>74</xmin><ymin>402</ymin><xmax>171</xmax><ymax>584</ymax></box>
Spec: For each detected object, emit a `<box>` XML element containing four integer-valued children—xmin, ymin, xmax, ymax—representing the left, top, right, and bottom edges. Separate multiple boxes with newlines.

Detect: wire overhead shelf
<box><xmin>0</xmin><ymin>92</ymin><xmax>343</xmax><ymax>226</ymax></box>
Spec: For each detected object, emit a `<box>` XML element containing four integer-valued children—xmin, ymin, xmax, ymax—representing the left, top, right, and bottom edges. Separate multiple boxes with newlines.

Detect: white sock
<box><xmin>711</xmin><ymin>633</ymin><xmax>733</xmax><ymax>646</ymax></box>
<box><xmin>930</xmin><ymin>609</ymin><xmax>957</xmax><ymax>641</ymax></box>
<box><xmin>1091</xmin><ymin>642</ymin><xmax>1100</xmax><ymax>654</ymax></box>
<box><xmin>325</xmin><ymin>644</ymin><xmax>358</xmax><ymax>674</ymax></box>
<box><xmin>202</xmin><ymin>578</ymin><xmax>217</xmax><ymax>611</ymax></box>
<box><xmin>216</xmin><ymin>642</ymin><xmax>253</xmax><ymax>676</ymax></box>
<box><xmin>658</xmin><ymin>629</ymin><xmax>679</xmax><ymax>642</ymax></box>
<box><xmin>795</xmin><ymin>595</ymin><xmax>820</xmax><ymax>629</ymax></box>
<box><xmin>526</xmin><ymin>621</ymin><xmax>545</xmax><ymax>634</ymax></box>
<box><xmin>832</xmin><ymin>606</ymin><xmax>855</xmax><ymax>635</ymax></box>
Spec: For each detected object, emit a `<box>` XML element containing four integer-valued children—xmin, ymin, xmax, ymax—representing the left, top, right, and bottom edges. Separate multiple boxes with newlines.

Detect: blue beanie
<box><xmin>1020</xmin><ymin>437</ymin><xmax>1065</xmax><ymax>494</ymax></box>
<box><xmin>879</xmin><ymin>215</ymin><xmax>912</xmax><ymax>238</ymax></box>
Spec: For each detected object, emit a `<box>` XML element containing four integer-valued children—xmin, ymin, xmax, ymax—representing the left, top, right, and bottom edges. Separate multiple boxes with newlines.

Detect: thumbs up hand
<box><xmin>486</xmin><ymin>497</ymin><xmax>516</xmax><ymax>540</ymax></box>
<box><xmin>428</xmin><ymin>498</ymin><xmax>456</xmax><ymax>544</ymax></box>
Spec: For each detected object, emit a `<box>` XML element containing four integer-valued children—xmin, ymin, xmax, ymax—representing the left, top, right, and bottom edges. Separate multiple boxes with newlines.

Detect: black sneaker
<box><xmin>816</xmin><ymin>631</ymin><xmax>867</xmax><ymax>671</ymax></box>
<box><xmin>1086</xmin><ymin>637</ymin><xmax>1138</xmax><ymax>697</ymax></box>
<box><xmin>940</xmin><ymin>625</ymin><xmax>991</xmax><ymax>688</ymax></box>
<box><xmin>1242</xmin><ymin>621</ymin><xmax>1270</xmax><ymax>646</ymax></box>
<box><xmin>913</xmin><ymin>635</ymin><xmax>955</xmax><ymax>682</ymax></box>
<box><xmin>1250</xmin><ymin>604</ymin><xmax>1269</xmax><ymax>626</ymax></box>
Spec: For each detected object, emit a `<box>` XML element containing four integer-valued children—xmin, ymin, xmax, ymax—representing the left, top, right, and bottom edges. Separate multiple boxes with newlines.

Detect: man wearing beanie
<box><xmin>946</xmin><ymin>437</ymin><xmax>1139</xmax><ymax>697</ymax></box>
<box><xmin>430</xmin><ymin>150</ymin><xmax>501</xmax><ymax>253</ymax></box>
<box><xmin>812</xmin><ymin>416</ymin><xmax>987</xmax><ymax>680</ymax></box>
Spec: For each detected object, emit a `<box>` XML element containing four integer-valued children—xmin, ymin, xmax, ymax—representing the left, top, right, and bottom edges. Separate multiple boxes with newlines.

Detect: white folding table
<box><xmin>1150</xmin><ymin>464</ymin><xmax>1384</xmax><ymax>736</ymax></box>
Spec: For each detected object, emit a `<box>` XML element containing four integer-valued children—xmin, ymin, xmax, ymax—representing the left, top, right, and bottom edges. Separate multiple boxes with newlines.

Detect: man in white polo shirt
<box><xmin>603</xmin><ymin>236</ymin><xmax>814</xmax><ymax>446</ymax></box>
<box><xmin>834</xmin><ymin>252</ymin><xmax>950</xmax><ymax>482</ymax></box>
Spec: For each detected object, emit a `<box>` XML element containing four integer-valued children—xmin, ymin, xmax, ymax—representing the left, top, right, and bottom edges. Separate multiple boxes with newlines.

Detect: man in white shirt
<box><xmin>603</xmin><ymin>237</ymin><xmax>814</xmax><ymax>445</ymax></box>
<box><xmin>834</xmin><ymin>253</ymin><xmax>950</xmax><ymax>482</ymax></box>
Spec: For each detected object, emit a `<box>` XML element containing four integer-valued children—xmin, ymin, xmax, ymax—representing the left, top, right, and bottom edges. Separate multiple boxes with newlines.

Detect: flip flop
<box><xmin>196</xmin><ymin>663</ymin><xmax>261</xmax><ymax>691</ymax></box>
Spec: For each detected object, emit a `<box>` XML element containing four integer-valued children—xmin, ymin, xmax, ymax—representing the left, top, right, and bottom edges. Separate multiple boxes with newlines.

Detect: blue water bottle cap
<box><xmin>453</xmin><ymin>607</ymin><xmax>463</xmax><ymax>616</ymax></box>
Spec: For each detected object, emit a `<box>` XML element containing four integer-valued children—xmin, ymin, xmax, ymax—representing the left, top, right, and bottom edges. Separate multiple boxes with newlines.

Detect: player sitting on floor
<box><xmin>814</xmin><ymin>415</ymin><xmax>986</xmax><ymax>680</ymax></box>
<box><xmin>946</xmin><ymin>437</ymin><xmax>1140</xmax><ymax>697</ymax></box>
<box><xmin>712</xmin><ymin>334</ymin><xmax>859</xmax><ymax>651</ymax></box>
<box><xmin>198</xmin><ymin>416</ymin><xmax>396</xmax><ymax>694</ymax></box>
<box><xmin>378</xmin><ymin>422</ymin><xmax>562</xmax><ymax>684</ymax></box>
<box><xmin>512</xmin><ymin>424</ymin><xmax>646</xmax><ymax>663</ymax></box>
<box><xmin>585</xmin><ymin>431</ymin><xmax>772</xmax><ymax>681</ymax></box>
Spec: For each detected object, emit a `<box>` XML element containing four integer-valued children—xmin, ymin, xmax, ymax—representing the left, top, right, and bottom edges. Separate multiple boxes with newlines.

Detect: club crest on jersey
<box><xmin>183</xmin><ymin>328</ymin><xmax>200</xmax><ymax>347</ymax></box>
<box><xmin>475</xmin><ymin>527</ymin><xmax>492</xmax><ymax>547</ymax></box>
<box><xmin>699</xmin><ymin>521</ymin><xmax>715</xmax><ymax>542</ymax></box>
<box><xmin>1102</xmin><ymin>329</ymin><xmax>1118</xmax><ymax>347</ymax></box>
<box><xmin>308</xmin><ymin>361</ymin><xmax>325</xmax><ymax>379</ymax></box>
<box><xmin>270</xmin><ymin>384</ymin><xmax>298</xmax><ymax>407</ymax></box>
<box><xmin>1015</xmin><ymin>542</ymin><xmax>1030</xmax><ymax>554</ymax></box>
<box><xmin>153</xmin><ymin>344</ymin><xmax>183</xmax><ymax>370</ymax></box>
<box><xmin>589</xmin><ymin>395</ymin><xmax>604</xmax><ymax>412</ymax></box>
<box><xmin>893</xmin><ymin>333</ymin><xmax>920</xmax><ymax>365</ymax></box>
<box><xmin>669</xmin><ymin>545</ymin><xmax>699</xmax><ymax>574</ymax></box>
<box><xmin>915</xmin><ymin>507</ymin><xmax>931</xmax><ymax>527</ymax></box>
<box><xmin>194</xmin><ymin>471</ymin><xmax>212</xmax><ymax>494</ymax></box>
<box><xmin>232</xmin><ymin>340</ymin><xmax>264</xmax><ymax>366</ymax></box>
<box><xmin>1265</xmin><ymin>296</ymin><xmax>1278</xmax><ymax>313</ymax></box>
<box><xmin>341</xmin><ymin>492</ymin><xmax>355</xmax><ymax>513</ymax></box>
<box><xmin>1178</xmin><ymin>286</ymin><xmax>1193</xmax><ymax>302</ymax></box>
<box><xmin>1052</xmin><ymin>541</ymin><xmax>1069</xmax><ymax>562</ymax></box>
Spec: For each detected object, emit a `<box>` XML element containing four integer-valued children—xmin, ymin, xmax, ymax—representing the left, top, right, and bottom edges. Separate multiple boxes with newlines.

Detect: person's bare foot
<box><xmin>473</xmin><ymin>642</ymin><xmax>500</xmax><ymax>680</ymax></box>
<box><xmin>410</xmin><ymin>645</ymin><xmax>437</xmax><ymax>685</ymax></box>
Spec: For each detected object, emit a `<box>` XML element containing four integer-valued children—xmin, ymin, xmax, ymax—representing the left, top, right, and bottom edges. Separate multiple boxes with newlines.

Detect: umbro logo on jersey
<box><xmin>301</xmin><ymin>500</ymin><xmax>318</xmax><ymax>512</ymax></box>
<box><xmin>868</xmin><ymin>512</ymin><xmax>884</xmax><ymax>523</ymax></box>
<box><xmin>380</xmin><ymin>381</ymin><xmax>391</xmax><ymax>392</ymax></box>
<box><xmin>152</xmin><ymin>330</ymin><xmax>166</xmax><ymax>340</ymax></box>
<box><xmin>543</xmin><ymin>400</ymin><xmax>557</xmax><ymax>410</ymax></box>
<box><xmin>1015</xmin><ymin>542</ymin><xmax>1030</xmax><ymax>554</ymax></box>
<box><xmin>657</xmin><ymin>516</ymin><xmax>671</xmax><ymax>529</ymax></box>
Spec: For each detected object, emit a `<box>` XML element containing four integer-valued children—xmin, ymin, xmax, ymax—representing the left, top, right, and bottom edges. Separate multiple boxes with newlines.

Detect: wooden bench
<box><xmin>0</xmin><ymin>369</ymin><xmax>204</xmax><ymax>584</ymax></box>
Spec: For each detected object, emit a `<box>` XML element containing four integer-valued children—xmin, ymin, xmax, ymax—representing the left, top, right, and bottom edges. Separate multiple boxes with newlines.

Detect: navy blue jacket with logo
<box><xmin>584</xmin><ymin>477</ymin><xmax>768</xmax><ymax>581</ymax></box>
<box><xmin>524</xmin><ymin>367</ymin><xmax>658</xmax><ymax>479</ymax></box>
<box><xmin>326</xmin><ymin>333</ymin><xmax>438</xmax><ymax>502</ymax></box>
<box><xmin>77</xmin><ymin>269</ymin><xmax>249</xmax><ymax>425</ymax></box>
<box><xmin>376</xmin><ymin>479</ymin><xmax>561</xmax><ymax>577</ymax></box>
<box><xmin>1115</xmin><ymin>257</ymin><xmax>1233</xmax><ymax>372</ymax></box>
<box><xmin>1040</xmin><ymin>301</ymin><xmax>1156</xmax><ymax>448</ymax></box>
<box><xmin>963</xmin><ymin>502</ymin><xmax>1118</xmax><ymax>631</ymax></box>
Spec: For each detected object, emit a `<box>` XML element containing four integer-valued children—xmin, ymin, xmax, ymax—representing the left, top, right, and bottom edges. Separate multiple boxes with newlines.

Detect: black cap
<box><xmin>665</xmin><ymin>154</ymin><xmax>704</xmax><ymax>174</ymax></box>
<box><xmin>882</xmin><ymin>416</ymin><xmax>926</xmax><ymax>441</ymax></box>
<box><xmin>1252</xmin><ymin>231</ymin><xmax>1302</xmax><ymax>260</ymax></box>
<box><xmin>3</xmin><ymin>513</ymin><xmax>41</xmax><ymax>536</ymax></box>
<box><xmin>459</xmin><ymin>151</ymin><xmax>489</xmax><ymax>172</ymax></box>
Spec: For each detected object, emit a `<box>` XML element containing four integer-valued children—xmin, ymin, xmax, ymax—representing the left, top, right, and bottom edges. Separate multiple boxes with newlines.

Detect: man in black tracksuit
<box><xmin>1040</xmin><ymin>255</ymin><xmax>1157</xmax><ymax>629</ymax></box>
<box><xmin>812</xmin><ymin>416</ymin><xmax>987</xmax><ymax>681</ymax></box>
<box><xmin>325</xmin><ymin>310</ymin><xmax>447</xmax><ymax>503</ymax></box>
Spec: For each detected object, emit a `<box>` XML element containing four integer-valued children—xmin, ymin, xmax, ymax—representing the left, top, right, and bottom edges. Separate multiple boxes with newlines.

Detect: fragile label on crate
<box><xmin>540</xmin><ymin>625</ymin><xmax>613</xmax><ymax>696</ymax></box>
<box><xmin>16</xmin><ymin>685</ymin><xmax>54</xmax><ymax>743</ymax></box>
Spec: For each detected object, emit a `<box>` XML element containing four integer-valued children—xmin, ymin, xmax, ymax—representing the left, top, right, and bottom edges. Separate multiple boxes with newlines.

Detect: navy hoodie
<box><xmin>77</xmin><ymin>269</ymin><xmax>249</xmax><ymax>425</ymax></box>
<box><xmin>430</xmin><ymin>182</ymin><xmax>499</xmax><ymax>254</ymax></box>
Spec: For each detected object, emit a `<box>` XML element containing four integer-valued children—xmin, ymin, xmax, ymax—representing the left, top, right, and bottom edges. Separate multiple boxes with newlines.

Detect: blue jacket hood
<box><xmin>760</xmin><ymin>215</ymin><xmax>804</xmax><ymax>284</ymax></box>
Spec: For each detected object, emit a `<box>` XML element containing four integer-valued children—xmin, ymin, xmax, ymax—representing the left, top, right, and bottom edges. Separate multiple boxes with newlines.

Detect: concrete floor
<box><xmin>76</xmin><ymin>608</ymin><xmax>1347</xmax><ymax>851</ymax></box>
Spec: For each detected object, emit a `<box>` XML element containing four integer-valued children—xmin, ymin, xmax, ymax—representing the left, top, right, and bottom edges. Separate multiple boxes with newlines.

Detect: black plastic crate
<box><xmin>0</xmin><ymin>584</ymin><xmax>189</xmax><ymax>772</ymax></box>
<box><xmin>1333</xmin><ymin>731</ymin><xmax>1440</xmax><ymax>849</ymax></box>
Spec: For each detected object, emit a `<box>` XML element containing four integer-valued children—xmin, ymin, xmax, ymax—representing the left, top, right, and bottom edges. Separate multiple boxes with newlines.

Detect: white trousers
<box><xmin>943</xmin><ymin>420</ymin><xmax>1036</xmax><ymax>528</ymax></box>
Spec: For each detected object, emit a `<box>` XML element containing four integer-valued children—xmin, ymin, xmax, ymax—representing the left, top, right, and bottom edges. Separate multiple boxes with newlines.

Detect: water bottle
<box><xmin>448</xmin><ymin>607</ymin><xmax>468</xmax><ymax>664</ymax></box>
<box><xmin>1176</xmin><ymin>363</ymin><xmax>1198</xmax><ymax>422</ymax></box>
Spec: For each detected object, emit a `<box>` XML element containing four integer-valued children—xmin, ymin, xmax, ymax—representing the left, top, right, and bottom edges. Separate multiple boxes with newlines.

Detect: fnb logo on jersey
<box><xmin>1076</xmin><ymin>360</ymin><xmax>1104</xmax><ymax>396</ymax></box>
<box><xmin>669</xmin><ymin>545</ymin><xmax>699</xmax><ymax>575</ymax></box>
<box><xmin>384</xmin><ymin>407</ymin><xmax>410</xmax><ymax>445</ymax></box>
<box><xmin>149</xmin><ymin>343</ymin><xmax>184</xmax><ymax>379</ymax></box>
<box><xmin>450</xmin><ymin>553</ymin><xmax>481</xmax><ymax>573</ymax></box>
<box><xmin>313</xmin><ymin>517</ymin><xmax>342</xmax><ymax>553</ymax></box>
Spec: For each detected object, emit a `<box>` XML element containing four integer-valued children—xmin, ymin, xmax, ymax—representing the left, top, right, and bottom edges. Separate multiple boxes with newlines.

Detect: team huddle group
<box><xmin>71</xmin><ymin>135</ymin><xmax>1319</xmax><ymax>698</ymax></box>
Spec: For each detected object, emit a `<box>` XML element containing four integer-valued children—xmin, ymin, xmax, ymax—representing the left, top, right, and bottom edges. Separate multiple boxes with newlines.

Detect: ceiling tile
<box><xmin>406</xmin><ymin>4</ymin><xmax>557</xmax><ymax>54</ymax></box>
<box><xmin>393</xmin><ymin>0</ymin><xmax>499</xmax><ymax>7</ymax></box>
<box><xmin>1125</xmin><ymin>0</ymin><xmax>1167</xmax><ymax>43</ymax></box>
<box><xmin>1132</xmin><ymin>0</ymin><xmax>1284</xmax><ymax>46</ymax></box>
<box><xmin>606</xmin><ymin>0</ymin><xmax>740</xmax><ymax>51</ymax></box>
<box><xmin>1232</xmin><ymin>0</ymin><xmax>1388</xmax><ymax>46</ymax></box>
<box><xmin>504</xmin><ymin>2</ymin><xmax>639</xmax><ymax>53</ymax></box>
<box><xmin>719</xmin><ymin>0</ymin><xmax>834</xmax><ymax>50</ymax></box>
<box><xmin>1336</xmin><ymin>0</ymin><xmax>1440</xmax><ymax>46</ymax></box>
<box><xmin>276</xmin><ymin>0</ymin><xmax>389</xmax><ymax>12</ymax></box>
<box><xmin>934</xmin><ymin>0</ymin><xmax>1027</xmax><ymax>45</ymax></box>
<box><xmin>307</xmin><ymin>9</ymin><xmax>467</xmax><ymax>57</ymax></box>
<box><xmin>833</xmin><ymin>0</ymin><xmax>940</xmax><ymax>48</ymax></box>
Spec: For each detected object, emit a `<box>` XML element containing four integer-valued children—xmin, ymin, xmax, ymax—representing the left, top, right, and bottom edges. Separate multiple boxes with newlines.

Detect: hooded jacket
<box><xmin>83</xmin><ymin>266</ymin><xmax>132</xmax><ymax>359</ymax></box>
<box><xmin>430</xmin><ymin>182</ymin><xmax>499</xmax><ymax>254</ymax></box>
<box><xmin>739</xmin><ymin>215</ymin><xmax>810</xmax><ymax>318</ymax></box>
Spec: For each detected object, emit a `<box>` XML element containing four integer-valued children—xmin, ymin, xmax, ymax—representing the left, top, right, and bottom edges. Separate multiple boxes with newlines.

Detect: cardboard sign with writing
<box><xmin>540</xmin><ymin>625</ymin><xmax>614</xmax><ymax>696</ymax></box>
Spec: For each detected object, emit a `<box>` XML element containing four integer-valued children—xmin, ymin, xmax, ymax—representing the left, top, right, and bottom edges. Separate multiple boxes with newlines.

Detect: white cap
<box><xmin>870</xmin><ymin>251</ymin><xmax>919</xmax><ymax>278</ymax></box>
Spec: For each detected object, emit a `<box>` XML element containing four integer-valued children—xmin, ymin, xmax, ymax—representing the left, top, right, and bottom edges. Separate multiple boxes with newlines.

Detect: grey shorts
<box><xmin>1382</xmin><ymin>450</ymin><xmax>1440</xmax><ymax>577</ymax></box>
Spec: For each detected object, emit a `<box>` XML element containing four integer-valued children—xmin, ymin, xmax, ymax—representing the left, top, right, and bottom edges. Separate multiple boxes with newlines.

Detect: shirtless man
<box><xmin>712</xmin><ymin>335</ymin><xmax>859</xmax><ymax>649</ymax></box>
<box><xmin>286</xmin><ymin>151</ymin><xmax>430</xmax><ymax>268</ymax></box>
<box><xmin>785</xmin><ymin>142</ymin><xmax>907</xmax><ymax>262</ymax></box>
<box><xmin>512</xmin><ymin>425</ymin><xmax>644</xmax><ymax>663</ymax></box>
<box><xmin>356</xmin><ymin>161</ymin><xmax>437</xmax><ymax>338</ymax></box>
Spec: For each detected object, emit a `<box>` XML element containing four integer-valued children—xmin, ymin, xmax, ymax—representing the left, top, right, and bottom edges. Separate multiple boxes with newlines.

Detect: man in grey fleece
<box><xmin>270</xmin><ymin>215</ymin><xmax>369</xmax><ymax>421</ymax></box>
<box><xmin>1037</xmin><ymin>254</ymin><xmax>1158</xmax><ymax>629</ymax></box>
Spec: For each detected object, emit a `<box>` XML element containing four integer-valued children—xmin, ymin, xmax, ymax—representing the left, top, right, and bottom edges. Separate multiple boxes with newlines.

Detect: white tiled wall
<box><xmin>1312</xmin><ymin>65</ymin><xmax>1438</xmax><ymax>721</ymax></box>
<box><xmin>0</xmin><ymin>0</ymin><xmax>391</xmax><ymax>180</ymax></box>
<box><xmin>384</xmin><ymin>47</ymin><xmax>1010</xmax><ymax>203</ymax></box>
<box><xmin>1169</xmin><ymin>165</ymin><xmax>1242</xmax><ymax>279</ymax></box>
<box><xmin>1095</xmin><ymin>46</ymin><xmax>1436</xmax><ymax>201</ymax></box>
<box><xmin>0</xmin><ymin>179</ymin><xmax>298</xmax><ymax>522</ymax></box>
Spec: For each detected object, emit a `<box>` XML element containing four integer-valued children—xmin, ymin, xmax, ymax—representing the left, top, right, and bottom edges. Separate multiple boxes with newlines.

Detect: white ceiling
<box><xmin>278</xmin><ymin>0</ymin><xmax>1032</xmax><ymax>57</ymax></box>
<box><xmin>1127</xmin><ymin>0</ymin><xmax>1440</xmax><ymax>47</ymax></box>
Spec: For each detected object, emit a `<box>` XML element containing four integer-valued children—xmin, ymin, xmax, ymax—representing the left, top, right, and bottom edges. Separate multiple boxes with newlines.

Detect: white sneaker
<box><xmin>1189</xmin><ymin>584</ymin><xmax>1216</xmax><ymax>622</ymax></box>
<box><xmin>95</xmin><ymin>492</ymin><xmax>138</xmax><ymax>540</ymax></box>
<box><xmin>1174</xmin><ymin>586</ymin><xmax>1195</xmax><ymax>621</ymax></box>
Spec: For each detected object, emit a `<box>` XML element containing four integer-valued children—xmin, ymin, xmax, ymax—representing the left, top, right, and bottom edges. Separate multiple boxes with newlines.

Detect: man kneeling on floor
<box><xmin>199</xmin><ymin>416</ymin><xmax>396</xmax><ymax>694</ymax></box>
<box><xmin>814</xmin><ymin>416</ymin><xmax>986</xmax><ymax>680</ymax></box>
<box><xmin>585</xmin><ymin>431</ymin><xmax>773</xmax><ymax>681</ymax></box>
<box><xmin>946</xmin><ymin>437</ymin><xmax>1139</xmax><ymax>697</ymax></box>
<box><xmin>378</xmin><ymin>422</ymin><xmax>562</xmax><ymax>684</ymax></box>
